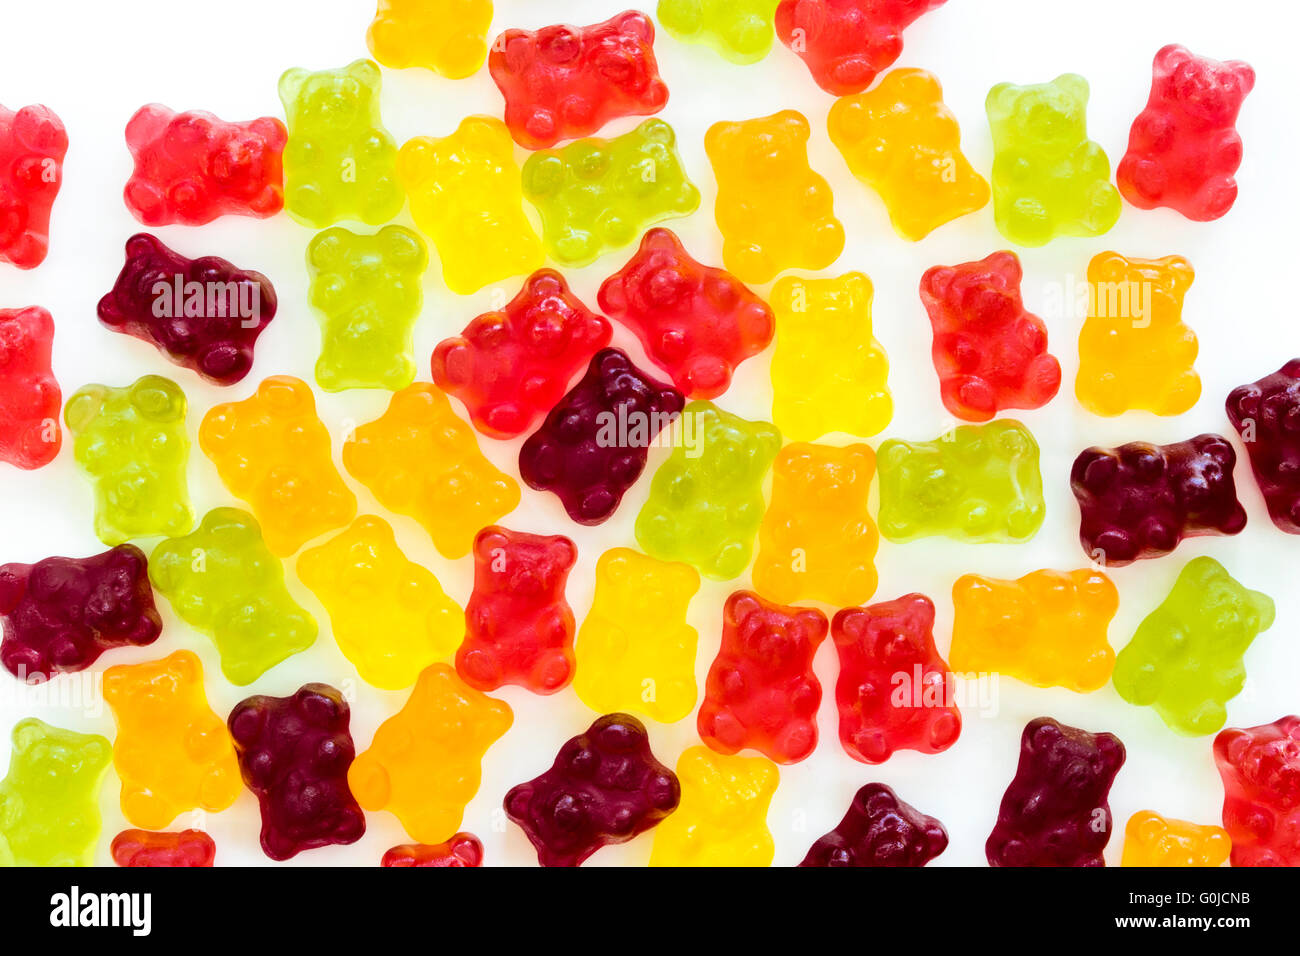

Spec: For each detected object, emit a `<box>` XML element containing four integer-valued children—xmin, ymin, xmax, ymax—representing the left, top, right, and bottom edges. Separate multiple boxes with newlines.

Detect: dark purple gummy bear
<box><xmin>799</xmin><ymin>783</ymin><xmax>948</xmax><ymax>867</ymax></box>
<box><xmin>986</xmin><ymin>716</ymin><xmax>1125</xmax><ymax>867</ymax></box>
<box><xmin>227</xmin><ymin>683</ymin><xmax>366</xmax><ymax>861</ymax></box>
<box><xmin>518</xmin><ymin>348</ymin><xmax>684</xmax><ymax>525</ymax></box>
<box><xmin>1226</xmin><ymin>359</ymin><xmax>1300</xmax><ymax>534</ymax></box>
<box><xmin>96</xmin><ymin>232</ymin><xmax>276</xmax><ymax>385</ymax></box>
<box><xmin>504</xmin><ymin>712</ymin><xmax>680</xmax><ymax>866</ymax></box>
<box><xmin>0</xmin><ymin>545</ymin><xmax>161</xmax><ymax>683</ymax></box>
<box><xmin>1069</xmin><ymin>433</ymin><xmax>1246</xmax><ymax>567</ymax></box>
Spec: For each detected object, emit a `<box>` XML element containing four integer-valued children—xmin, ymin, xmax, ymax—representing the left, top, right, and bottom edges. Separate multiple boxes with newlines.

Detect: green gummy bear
<box><xmin>636</xmin><ymin>401</ymin><xmax>781</xmax><ymax>580</ymax></box>
<box><xmin>0</xmin><ymin>719</ymin><xmax>111</xmax><ymax>866</ymax></box>
<box><xmin>64</xmin><ymin>374</ymin><xmax>194</xmax><ymax>545</ymax></box>
<box><xmin>278</xmin><ymin>59</ymin><xmax>404</xmax><ymax>228</ymax></box>
<box><xmin>657</xmin><ymin>0</ymin><xmax>780</xmax><ymax>64</ymax></box>
<box><xmin>149</xmin><ymin>507</ymin><xmax>317</xmax><ymax>685</ymax></box>
<box><xmin>306</xmin><ymin>224</ymin><xmax>428</xmax><ymax>391</ymax></box>
<box><xmin>986</xmin><ymin>73</ymin><xmax>1121</xmax><ymax>247</ymax></box>
<box><xmin>1113</xmin><ymin>556</ymin><xmax>1274</xmax><ymax>736</ymax></box>
<box><xmin>877</xmin><ymin>418</ymin><xmax>1044</xmax><ymax>543</ymax></box>
<box><xmin>522</xmin><ymin>118</ymin><xmax>700</xmax><ymax>267</ymax></box>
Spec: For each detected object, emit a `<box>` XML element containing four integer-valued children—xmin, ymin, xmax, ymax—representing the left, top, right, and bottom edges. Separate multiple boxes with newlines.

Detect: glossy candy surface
<box><xmin>1214</xmin><ymin>715</ymin><xmax>1300</xmax><ymax>866</ymax></box>
<box><xmin>0</xmin><ymin>104</ymin><xmax>67</xmax><ymax>269</ymax></box>
<box><xmin>367</xmin><ymin>0</ymin><xmax>493</xmax><ymax>78</ymax></box>
<box><xmin>111</xmin><ymin>829</ymin><xmax>216</xmax><ymax>867</ymax></box>
<box><xmin>0</xmin><ymin>306</ymin><xmax>61</xmax><ymax>468</ymax></box>
<box><xmin>1226</xmin><ymin>359</ymin><xmax>1300</xmax><ymax>533</ymax></box>
<box><xmin>657</xmin><ymin>0</ymin><xmax>779</xmax><ymax>64</ymax></box>
<box><xmin>800</xmin><ymin>783</ymin><xmax>948</xmax><ymax>867</ymax></box>
<box><xmin>1120</xmin><ymin>811</ymin><xmax>1230</xmax><ymax>867</ymax></box>
<box><xmin>382</xmin><ymin>833</ymin><xmax>484</xmax><ymax>867</ymax></box>
<box><xmin>649</xmin><ymin>746</ymin><xmax>778</xmax><ymax>866</ymax></box>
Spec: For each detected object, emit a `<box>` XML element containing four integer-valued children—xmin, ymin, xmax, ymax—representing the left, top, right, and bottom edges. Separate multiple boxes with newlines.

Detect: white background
<box><xmin>0</xmin><ymin>0</ymin><xmax>1295</xmax><ymax>866</ymax></box>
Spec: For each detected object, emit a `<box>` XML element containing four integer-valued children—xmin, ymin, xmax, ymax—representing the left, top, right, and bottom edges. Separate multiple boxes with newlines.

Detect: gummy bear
<box><xmin>635</xmin><ymin>401</ymin><xmax>781</xmax><ymax>580</ymax></box>
<box><xmin>199</xmin><ymin>376</ymin><xmax>356</xmax><ymax>556</ymax></box>
<box><xmin>876</xmin><ymin>418</ymin><xmax>1045</xmax><ymax>543</ymax></box>
<box><xmin>342</xmin><ymin>384</ymin><xmax>520</xmax><ymax>559</ymax></box>
<box><xmin>456</xmin><ymin>527</ymin><xmax>577</xmax><ymax>695</ymax></box>
<box><xmin>397</xmin><ymin>116</ymin><xmax>543</xmax><ymax>295</ymax></box>
<box><xmin>705</xmin><ymin>110</ymin><xmax>844</xmax><ymax>283</ymax></box>
<box><xmin>1069</xmin><ymin>434</ymin><xmax>1245</xmax><ymax>567</ymax></box>
<box><xmin>505</xmin><ymin>712</ymin><xmax>679</xmax><ymax>866</ymax></box>
<box><xmin>0</xmin><ymin>719</ymin><xmax>111</xmax><ymax>867</ymax></box>
<box><xmin>227</xmin><ymin>683</ymin><xmax>366</xmax><ymax>861</ymax></box>
<box><xmin>306</xmin><ymin>225</ymin><xmax>427</xmax><ymax>391</ymax></box>
<box><xmin>985</xmin><ymin>74</ymin><xmax>1121</xmax><ymax>246</ymax></box>
<box><xmin>986</xmin><ymin>716</ymin><xmax>1125</xmax><ymax>867</ymax></box>
<box><xmin>521</xmin><ymin>118</ymin><xmax>699</xmax><ymax>267</ymax></box>
<box><xmin>0</xmin><ymin>544</ymin><xmax>160</xmax><ymax>683</ymax></box>
<box><xmin>1120</xmin><ymin>811</ymin><xmax>1230</xmax><ymax>867</ymax></box>
<box><xmin>431</xmin><ymin>270</ymin><xmax>611</xmax><ymax>439</ymax></box>
<box><xmin>657</xmin><ymin>0</ymin><xmax>779</xmax><ymax>64</ymax></box>
<box><xmin>111</xmin><ymin>829</ymin><xmax>216</xmax><ymax>867</ymax></box>
<box><xmin>1075</xmin><ymin>252</ymin><xmax>1199</xmax><ymax>416</ymax></box>
<box><xmin>122</xmin><ymin>104</ymin><xmax>286</xmax><ymax>226</ymax></box>
<box><xmin>830</xmin><ymin>594</ymin><xmax>961</xmax><ymax>764</ymax></box>
<box><xmin>367</xmin><ymin>0</ymin><xmax>493</xmax><ymax>78</ymax></box>
<box><xmin>350</xmin><ymin>664</ymin><xmax>512</xmax><ymax>845</ymax></box>
<box><xmin>698</xmin><ymin>591</ymin><xmax>828</xmax><ymax>764</ymax></box>
<box><xmin>0</xmin><ymin>306</ymin><xmax>61</xmax><ymax>468</ymax></box>
<box><xmin>1114</xmin><ymin>556</ymin><xmax>1273</xmax><ymax>737</ymax></box>
<box><xmin>573</xmin><ymin>548</ymin><xmax>700</xmax><ymax>724</ymax></box>
<box><xmin>774</xmin><ymin>0</ymin><xmax>947</xmax><ymax>96</ymax></box>
<box><xmin>97</xmin><ymin>233</ymin><xmax>277</xmax><ymax>386</ymax></box>
<box><xmin>1117</xmin><ymin>45</ymin><xmax>1255</xmax><ymax>222</ymax></box>
<box><xmin>1214</xmin><ymin>715</ymin><xmax>1300</xmax><ymax>867</ymax></box>
<box><xmin>382</xmin><ymin>833</ymin><xmax>484</xmax><ymax>867</ymax></box>
<box><xmin>919</xmin><ymin>251</ymin><xmax>1060</xmax><ymax>422</ymax></box>
<box><xmin>64</xmin><ymin>374</ymin><xmax>193</xmax><ymax>545</ymax></box>
<box><xmin>768</xmin><ymin>273</ymin><xmax>890</xmax><ymax>440</ymax></box>
<box><xmin>0</xmin><ymin>104</ymin><xmax>67</xmax><ymax>269</ymax></box>
<box><xmin>951</xmin><ymin>569</ymin><xmax>1118</xmax><ymax>694</ymax></box>
<box><xmin>489</xmin><ymin>10</ymin><xmax>669</xmax><ymax>150</ymax></box>
<box><xmin>800</xmin><ymin>783</ymin><xmax>948</xmax><ymax>866</ymax></box>
<box><xmin>597</xmin><ymin>229</ymin><xmax>775</xmax><ymax>399</ymax></box>
<box><xmin>277</xmin><ymin>59</ymin><xmax>403</xmax><ymax>227</ymax></box>
<box><xmin>1227</xmin><ymin>360</ymin><xmax>1300</xmax><ymax>533</ymax></box>
<box><xmin>648</xmin><ymin>746</ymin><xmax>778</xmax><ymax>867</ymax></box>
<box><xmin>299</xmin><ymin>516</ymin><xmax>462</xmax><ymax>691</ymax></box>
<box><xmin>149</xmin><ymin>508</ymin><xmax>316</xmax><ymax>685</ymax></box>
<box><xmin>828</xmin><ymin>68</ymin><xmax>989</xmax><ymax>240</ymax></box>
<box><xmin>519</xmin><ymin>348</ymin><xmax>684</xmax><ymax>525</ymax></box>
<box><xmin>103</xmin><ymin>650</ymin><xmax>241</xmax><ymax>830</ymax></box>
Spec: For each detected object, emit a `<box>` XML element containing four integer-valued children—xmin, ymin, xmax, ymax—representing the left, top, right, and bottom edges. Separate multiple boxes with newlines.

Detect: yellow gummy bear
<box><xmin>705</xmin><ymin>110</ymin><xmax>844</xmax><ymax>283</ymax></box>
<box><xmin>397</xmin><ymin>116</ymin><xmax>543</xmax><ymax>295</ymax></box>
<box><xmin>298</xmin><ymin>515</ymin><xmax>464</xmax><ymax>690</ymax></box>
<box><xmin>828</xmin><ymin>68</ymin><xmax>989</xmax><ymax>241</ymax></box>
<box><xmin>1121</xmin><ymin>810</ymin><xmax>1231</xmax><ymax>867</ymax></box>
<box><xmin>950</xmin><ymin>568</ymin><xmax>1118</xmax><ymax>693</ymax></box>
<box><xmin>649</xmin><ymin>745</ymin><xmax>778</xmax><ymax>867</ymax></box>
<box><xmin>1076</xmin><ymin>252</ymin><xmax>1199</xmax><ymax>416</ymax></box>
<box><xmin>349</xmin><ymin>663</ymin><xmax>512</xmax><ymax>845</ymax></box>
<box><xmin>103</xmin><ymin>650</ymin><xmax>241</xmax><ymax>830</ymax></box>
<box><xmin>367</xmin><ymin>0</ymin><xmax>493</xmax><ymax>79</ymax></box>
<box><xmin>342</xmin><ymin>383</ymin><xmax>520</xmax><ymax>559</ymax></box>
<box><xmin>573</xmin><ymin>548</ymin><xmax>700</xmax><ymax>724</ymax></box>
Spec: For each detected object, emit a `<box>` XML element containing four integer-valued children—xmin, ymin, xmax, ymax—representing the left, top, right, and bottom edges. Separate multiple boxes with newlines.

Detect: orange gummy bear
<box><xmin>1121</xmin><ymin>810</ymin><xmax>1231</xmax><ymax>867</ymax></box>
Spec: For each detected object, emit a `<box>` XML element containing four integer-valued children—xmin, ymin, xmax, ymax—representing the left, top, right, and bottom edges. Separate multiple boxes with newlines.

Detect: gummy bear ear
<box><xmin>348</xmin><ymin>58</ymin><xmax>382</xmax><ymax>90</ymax></box>
<box><xmin>1154</xmin><ymin>43</ymin><xmax>1192</xmax><ymax>75</ymax></box>
<box><xmin>129</xmin><ymin>376</ymin><xmax>185</xmax><ymax>423</ymax></box>
<box><xmin>10</xmin><ymin>719</ymin><xmax>45</xmax><ymax>754</ymax></box>
<box><xmin>776</xmin><ymin>109</ymin><xmax>810</xmax><ymax>143</ymax></box>
<box><xmin>617</xmin><ymin>10</ymin><xmax>654</xmax><ymax>42</ymax></box>
<box><xmin>307</xmin><ymin>227</ymin><xmax>347</xmax><ymax>271</ymax></box>
<box><xmin>640</xmin><ymin>118</ymin><xmax>675</xmax><ymax>148</ymax></box>
<box><xmin>1227</xmin><ymin>60</ymin><xmax>1256</xmax><ymax>95</ymax></box>
<box><xmin>277</xmin><ymin>67</ymin><xmax>309</xmax><ymax>108</ymax></box>
<box><xmin>985</xmin><ymin>82</ymin><xmax>1017</xmax><ymax>119</ymax></box>
<box><xmin>1135</xmin><ymin>811</ymin><xmax>1167</xmax><ymax>844</ymax></box>
<box><xmin>1055</xmin><ymin>73</ymin><xmax>1090</xmax><ymax>106</ymax></box>
<box><xmin>62</xmin><ymin>386</ymin><xmax>107</xmax><ymax>433</ymax></box>
<box><xmin>1278</xmin><ymin>715</ymin><xmax>1300</xmax><ymax>741</ymax></box>
<box><xmin>379</xmin><ymin>225</ymin><xmax>427</xmax><ymax>270</ymax></box>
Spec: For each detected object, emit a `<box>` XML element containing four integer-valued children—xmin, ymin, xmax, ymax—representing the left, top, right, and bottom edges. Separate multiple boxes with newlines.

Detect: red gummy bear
<box><xmin>111</xmin><ymin>829</ymin><xmax>216</xmax><ymax>867</ymax></box>
<box><xmin>987</xmin><ymin>717</ymin><xmax>1125</xmax><ymax>867</ymax></box>
<box><xmin>489</xmin><ymin>10</ymin><xmax>669</xmax><ymax>149</ymax></box>
<box><xmin>505</xmin><ymin>712</ymin><xmax>679</xmax><ymax>866</ymax></box>
<box><xmin>920</xmin><ymin>251</ymin><xmax>1060</xmax><ymax>422</ymax></box>
<box><xmin>97</xmin><ymin>234</ymin><xmax>277</xmax><ymax>386</ymax></box>
<box><xmin>775</xmin><ymin>0</ymin><xmax>948</xmax><ymax>96</ymax></box>
<box><xmin>0</xmin><ymin>104</ymin><xmax>67</xmax><ymax>269</ymax></box>
<box><xmin>800</xmin><ymin>783</ymin><xmax>948</xmax><ymax>866</ymax></box>
<box><xmin>597</xmin><ymin>229</ymin><xmax>774</xmax><ymax>399</ymax></box>
<box><xmin>831</xmin><ymin>594</ymin><xmax>961</xmax><ymax>765</ymax></box>
<box><xmin>0</xmin><ymin>306</ymin><xmax>61</xmax><ymax>469</ymax></box>
<box><xmin>123</xmin><ymin>104</ymin><xmax>287</xmax><ymax>226</ymax></box>
<box><xmin>431</xmin><ymin>270</ymin><xmax>611</xmax><ymax>440</ymax></box>
<box><xmin>698</xmin><ymin>591</ymin><xmax>828</xmax><ymax>765</ymax></box>
<box><xmin>227</xmin><ymin>683</ymin><xmax>366</xmax><ymax>861</ymax></box>
<box><xmin>1214</xmin><ymin>715</ymin><xmax>1300</xmax><ymax>867</ymax></box>
<box><xmin>1225</xmin><ymin>360</ymin><xmax>1300</xmax><ymax>534</ymax></box>
<box><xmin>1117</xmin><ymin>45</ymin><xmax>1255</xmax><ymax>222</ymax></box>
<box><xmin>381</xmin><ymin>833</ymin><xmax>484</xmax><ymax>868</ymax></box>
<box><xmin>0</xmin><ymin>545</ymin><xmax>161</xmax><ymax>683</ymax></box>
<box><xmin>457</xmin><ymin>526</ymin><xmax>577</xmax><ymax>695</ymax></box>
